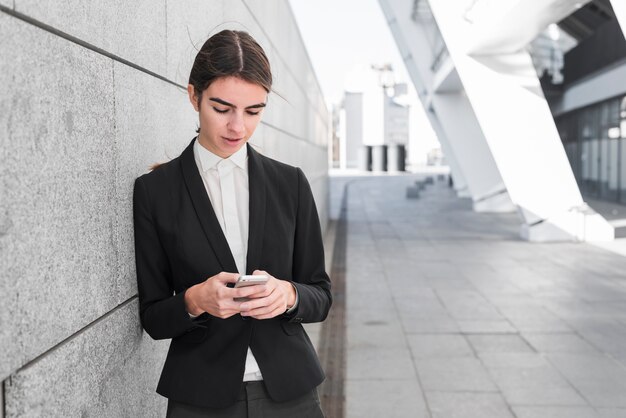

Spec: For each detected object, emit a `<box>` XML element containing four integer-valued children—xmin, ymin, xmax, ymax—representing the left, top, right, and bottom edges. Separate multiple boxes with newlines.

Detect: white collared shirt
<box><xmin>193</xmin><ymin>139</ymin><xmax>263</xmax><ymax>382</ymax></box>
<box><xmin>194</xmin><ymin>140</ymin><xmax>249</xmax><ymax>273</ymax></box>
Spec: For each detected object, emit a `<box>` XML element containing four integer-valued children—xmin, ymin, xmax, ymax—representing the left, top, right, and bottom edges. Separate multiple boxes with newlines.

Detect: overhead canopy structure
<box><xmin>380</xmin><ymin>0</ymin><xmax>619</xmax><ymax>241</ymax></box>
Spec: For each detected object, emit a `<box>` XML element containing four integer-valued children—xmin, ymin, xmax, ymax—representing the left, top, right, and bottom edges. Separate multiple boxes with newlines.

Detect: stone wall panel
<box><xmin>0</xmin><ymin>13</ymin><xmax>119</xmax><ymax>380</ymax></box>
<box><xmin>165</xmin><ymin>0</ymin><xmax>224</xmax><ymax>86</ymax></box>
<box><xmin>14</xmin><ymin>0</ymin><xmax>167</xmax><ymax>75</ymax></box>
<box><xmin>4</xmin><ymin>300</ymin><xmax>169</xmax><ymax>417</ymax></box>
<box><xmin>112</xmin><ymin>61</ymin><xmax>198</xmax><ymax>294</ymax></box>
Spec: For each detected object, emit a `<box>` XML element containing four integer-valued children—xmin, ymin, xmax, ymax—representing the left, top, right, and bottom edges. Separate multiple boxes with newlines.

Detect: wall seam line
<box><xmin>1</xmin><ymin>379</ymin><xmax>5</xmax><ymax>418</ymax></box>
<box><xmin>8</xmin><ymin>296</ymin><xmax>138</xmax><ymax>376</ymax></box>
<box><xmin>0</xmin><ymin>6</ymin><xmax>184</xmax><ymax>91</ymax></box>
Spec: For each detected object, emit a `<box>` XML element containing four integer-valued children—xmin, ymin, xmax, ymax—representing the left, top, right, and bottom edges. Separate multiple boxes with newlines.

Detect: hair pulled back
<box><xmin>188</xmin><ymin>30</ymin><xmax>272</xmax><ymax>105</ymax></box>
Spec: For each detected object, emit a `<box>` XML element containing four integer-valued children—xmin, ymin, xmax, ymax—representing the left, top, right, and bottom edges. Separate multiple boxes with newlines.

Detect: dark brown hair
<box><xmin>189</xmin><ymin>29</ymin><xmax>272</xmax><ymax>106</ymax></box>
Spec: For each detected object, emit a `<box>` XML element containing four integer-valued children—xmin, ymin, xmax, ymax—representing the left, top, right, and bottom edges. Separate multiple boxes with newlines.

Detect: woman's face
<box><xmin>188</xmin><ymin>76</ymin><xmax>268</xmax><ymax>158</ymax></box>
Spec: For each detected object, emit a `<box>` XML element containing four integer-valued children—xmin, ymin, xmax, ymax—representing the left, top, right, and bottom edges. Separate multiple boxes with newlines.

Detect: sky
<box><xmin>288</xmin><ymin>0</ymin><xmax>440</xmax><ymax>164</ymax></box>
<box><xmin>288</xmin><ymin>0</ymin><xmax>411</xmax><ymax>105</ymax></box>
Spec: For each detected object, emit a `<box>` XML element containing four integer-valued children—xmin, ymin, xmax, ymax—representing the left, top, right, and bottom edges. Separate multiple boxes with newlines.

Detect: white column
<box><xmin>379</xmin><ymin>0</ymin><xmax>514</xmax><ymax>212</ymax></box>
<box><xmin>433</xmin><ymin>90</ymin><xmax>513</xmax><ymax>211</ymax></box>
<box><xmin>428</xmin><ymin>112</ymin><xmax>470</xmax><ymax>196</ymax></box>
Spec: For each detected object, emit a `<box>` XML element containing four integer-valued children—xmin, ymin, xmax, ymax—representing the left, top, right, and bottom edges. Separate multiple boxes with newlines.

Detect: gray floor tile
<box><xmin>393</xmin><ymin>297</ymin><xmax>450</xmax><ymax>317</ymax></box>
<box><xmin>426</xmin><ymin>392</ymin><xmax>514</xmax><ymax>418</ymax></box>
<box><xmin>347</xmin><ymin>347</ymin><xmax>416</xmax><ymax>380</ymax></box>
<box><xmin>346</xmin><ymin>309</ymin><xmax>399</xmax><ymax>326</ymax></box>
<box><xmin>457</xmin><ymin>320</ymin><xmax>517</xmax><ymax>334</ymax></box>
<box><xmin>512</xmin><ymin>406</ymin><xmax>599</xmax><ymax>418</ymax></box>
<box><xmin>479</xmin><ymin>352</ymin><xmax>551</xmax><ymax>370</ymax></box>
<box><xmin>416</xmin><ymin>358</ymin><xmax>498</xmax><ymax>392</ymax></box>
<box><xmin>522</xmin><ymin>333</ymin><xmax>599</xmax><ymax>354</ymax></box>
<box><xmin>467</xmin><ymin>334</ymin><xmax>535</xmax><ymax>354</ymax></box>
<box><xmin>347</xmin><ymin>323</ymin><xmax>407</xmax><ymax>349</ymax></box>
<box><xmin>597</xmin><ymin>408</ymin><xmax>626</xmax><ymax>417</ymax></box>
<box><xmin>506</xmin><ymin>316</ymin><xmax>573</xmax><ymax>333</ymax></box>
<box><xmin>407</xmin><ymin>334</ymin><xmax>474</xmax><ymax>359</ymax></box>
<box><xmin>488</xmin><ymin>366</ymin><xmax>588</xmax><ymax>406</ymax></box>
<box><xmin>346</xmin><ymin>379</ymin><xmax>429</xmax><ymax>418</ymax></box>
<box><xmin>401</xmin><ymin>316</ymin><xmax>461</xmax><ymax>334</ymax></box>
<box><xmin>548</xmin><ymin>354</ymin><xmax>626</xmax><ymax>407</ymax></box>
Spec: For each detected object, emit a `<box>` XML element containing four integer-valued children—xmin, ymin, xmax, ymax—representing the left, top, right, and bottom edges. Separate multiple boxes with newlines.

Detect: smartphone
<box><xmin>234</xmin><ymin>274</ymin><xmax>268</xmax><ymax>288</ymax></box>
<box><xmin>233</xmin><ymin>275</ymin><xmax>268</xmax><ymax>302</ymax></box>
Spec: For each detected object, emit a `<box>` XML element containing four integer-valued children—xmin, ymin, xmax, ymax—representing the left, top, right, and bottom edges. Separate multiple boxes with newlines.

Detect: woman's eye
<box><xmin>213</xmin><ymin>107</ymin><xmax>229</xmax><ymax>114</ymax></box>
<box><xmin>246</xmin><ymin>110</ymin><xmax>260</xmax><ymax>116</ymax></box>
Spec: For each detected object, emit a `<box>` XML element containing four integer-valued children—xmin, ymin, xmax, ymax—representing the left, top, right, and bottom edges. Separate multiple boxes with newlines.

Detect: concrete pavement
<box><xmin>328</xmin><ymin>173</ymin><xmax>626</xmax><ymax>418</ymax></box>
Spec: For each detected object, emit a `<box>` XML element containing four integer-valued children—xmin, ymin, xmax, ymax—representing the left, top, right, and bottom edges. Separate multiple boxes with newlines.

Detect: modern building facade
<box><xmin>338</xmin><ymin>66</ymin><xmax>410</xmax><ymax>171</ymax></box>
<box><xmin>384</xmin><ymin>83</ymin><xmax>410</xmax><ymax>171</ymax></box>
<box><xmin>0</xmin><ymin>1</ymin><xmax>329</xmax><ymax>416</ymax></box>
<box><xmin>547</xmin><ymin>3</ymin><xmax>626</xmax><ymax>205</ymax></box>
<box><xmin>380</xmin><ymin>0</ymin><xmax>625</xmax><ymax>242</ymax></box>
<box><xmin>340</xmin><ymin>91</ymin><xmax>364</xmax><ymax>169</ymax></box>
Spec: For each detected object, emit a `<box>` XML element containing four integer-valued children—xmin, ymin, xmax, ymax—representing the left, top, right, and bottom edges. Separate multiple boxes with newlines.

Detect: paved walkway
<box><xmin>336</xmin><ymin>174</ymin><xmax>626</xmax><ymax>418</ymax></box>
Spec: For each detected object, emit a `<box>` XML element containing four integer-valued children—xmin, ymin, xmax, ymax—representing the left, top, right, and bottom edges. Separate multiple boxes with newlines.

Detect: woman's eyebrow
<box><xmin>209</xmin><ymin>97</ymin><xmax>266</xmax><ymax>109</ymax></box>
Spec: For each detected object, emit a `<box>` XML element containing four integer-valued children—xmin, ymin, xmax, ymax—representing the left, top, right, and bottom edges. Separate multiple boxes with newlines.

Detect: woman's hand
<box><xmin>239</xmin><ymin>270</ymin><xmax>297</xmax><ymax>319</ymax></box>
<box><xmin>184</xmin><ymin>272</ymin><xmax>268</xmax><ymax>319</ymax></box>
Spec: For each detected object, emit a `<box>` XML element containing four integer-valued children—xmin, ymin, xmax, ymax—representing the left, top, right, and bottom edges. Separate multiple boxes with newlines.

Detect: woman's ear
<box><xmin>187</xmin><ymin>85</ymin><xmax>200</xmax><ymax>112</ymax></box>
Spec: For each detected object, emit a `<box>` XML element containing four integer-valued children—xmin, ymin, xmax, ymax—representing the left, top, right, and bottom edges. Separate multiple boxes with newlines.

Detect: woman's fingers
<box><xmin>194</xmin><ymin>271</ymin><xmax>292</xmax><ymax>319</ymax></box>
<box><xmin>240</xmin><ymin>291</ymin><xmax>285</xmax><ymax>318</ymax></box>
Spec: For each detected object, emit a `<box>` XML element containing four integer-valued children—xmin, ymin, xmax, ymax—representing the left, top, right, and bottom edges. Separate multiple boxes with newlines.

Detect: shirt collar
<box><xmin>194</xmin><ymin>138</ymin><xmax>248</xmax><ymax>172</ymax></box>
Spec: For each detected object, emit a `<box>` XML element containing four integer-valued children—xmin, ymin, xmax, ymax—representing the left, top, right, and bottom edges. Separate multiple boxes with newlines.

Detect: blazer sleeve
<box><xmin>133</xmin><ymin>176</ymin><xmax>207</xmax><ymax>341</ymax></box>
<box><xmin>284</xmin><ymin>168</ymin><xmax>332</xmax><ymax>323</ymax></box>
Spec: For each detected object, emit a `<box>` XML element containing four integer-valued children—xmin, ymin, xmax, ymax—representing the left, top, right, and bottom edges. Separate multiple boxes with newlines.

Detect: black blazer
<box><xmin>133</xmin><ymin>138</ymin><xmax>332</xmax><ymax>409</ymax></box>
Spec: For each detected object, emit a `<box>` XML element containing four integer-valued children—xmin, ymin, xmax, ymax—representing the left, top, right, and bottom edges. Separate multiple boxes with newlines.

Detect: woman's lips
<box><xmin>223</xmin><ymin>137</ymin><xmax>243</xmax><ymax>143</ymax></box>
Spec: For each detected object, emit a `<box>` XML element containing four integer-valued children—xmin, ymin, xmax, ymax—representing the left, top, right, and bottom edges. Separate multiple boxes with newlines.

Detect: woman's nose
<box><xmin>227</xmin><ymin>113</ymin><xmax>245</xmax><ymax>135</ymax></box>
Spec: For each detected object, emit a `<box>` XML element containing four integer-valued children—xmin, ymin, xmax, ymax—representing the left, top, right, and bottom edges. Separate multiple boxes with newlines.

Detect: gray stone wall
<box><xmin>0</xmin><ymin>1</ymin><xmax>329</xmax><ymax>416</ymax></box>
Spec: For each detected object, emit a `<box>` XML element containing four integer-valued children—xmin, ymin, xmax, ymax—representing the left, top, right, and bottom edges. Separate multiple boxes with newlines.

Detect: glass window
<box><xmin>557</xmin><ymin>96</ymin><xmax>626</xmax><ymax>203</ymax></box>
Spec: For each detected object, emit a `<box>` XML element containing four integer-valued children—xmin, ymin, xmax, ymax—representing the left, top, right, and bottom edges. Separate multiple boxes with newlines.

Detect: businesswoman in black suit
<box><xmin>133</xmin><ymin>30</ymin><xmax>331</xmax><ymax>417</ymax></box>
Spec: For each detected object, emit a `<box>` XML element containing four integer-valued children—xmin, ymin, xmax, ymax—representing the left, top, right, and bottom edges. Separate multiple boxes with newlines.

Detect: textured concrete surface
<box><xmin>337</xmin><ymin>174</ymin><xmax>626</xmax><ymax>417</ymax></box>
<box><xmin>4</xmin><ymin>300</ymin><xmax>169</xmax><ymax>417</ymax></box>
<box><xmin>113</xmin><ymin>61</ymin><xmax>197</xmax><ymax>292</ymax></box>
<box><xmin>14</xmin><ymin>0</ymin><xmax>167</xmax><ymax>75</ymax></box>
<box><xmin>0</xmin><ymin>13</ymin><xmax>119</xmax><ymax>380</ymax></box>
<box><xmin>165</xmin><ymin>0</ymin><xmax>224</xmax><ymax>85</ymax></box>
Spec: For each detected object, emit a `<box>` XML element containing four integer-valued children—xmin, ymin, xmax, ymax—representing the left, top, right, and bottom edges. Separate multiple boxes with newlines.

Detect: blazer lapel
<box><xmin>180</xmin><ymin>138</ymin><xmax>238</xmax><ymax>273</ymax></box>
<box><xmin>246</xmin><ymin>144</ymin><xmax>267</xmax><ymax>274</ymax></box>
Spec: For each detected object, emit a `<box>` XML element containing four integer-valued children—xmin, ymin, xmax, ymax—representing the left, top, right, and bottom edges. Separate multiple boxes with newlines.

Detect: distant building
<box><xmin>337</xmin><ymin>67</ymin><xmax>410</xmax><ymax>171</ymax></box>
<box><xmin>384</xmin><ymin>83</ymin><xmax>410</xmax><ymax>171</ymax></box>
<box><xmin>339</xmin><ymin>92</ymin><xmax>364</xmax><ymax>169</ymax></box>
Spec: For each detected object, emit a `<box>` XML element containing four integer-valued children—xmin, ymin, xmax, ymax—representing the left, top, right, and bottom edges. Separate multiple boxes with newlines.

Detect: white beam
<box><xmin>466</xmin><ymin>0</ymin><xmax>591</xmax><ymax>54</ymax></box>
<box><xmin>380</xmin><ymin>0</ymin><xmax>513</xmax><ymax>210</ymax></box>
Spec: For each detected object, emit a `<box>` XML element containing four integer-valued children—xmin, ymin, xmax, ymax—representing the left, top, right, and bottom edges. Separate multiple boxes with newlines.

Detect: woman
<box><xmin>133</xmin><ymin>30</ymin><xmax>331</xmax><ymax>417</ymax></box>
